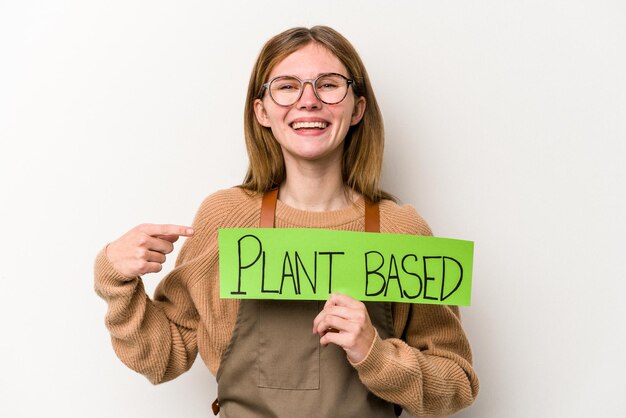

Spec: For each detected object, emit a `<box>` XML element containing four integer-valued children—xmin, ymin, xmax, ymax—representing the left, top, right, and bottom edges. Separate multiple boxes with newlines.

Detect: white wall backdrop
<box><xmin>1</xmin><ymin>1</ymin><xmax>624</xmax><ymax>417</ymax></box>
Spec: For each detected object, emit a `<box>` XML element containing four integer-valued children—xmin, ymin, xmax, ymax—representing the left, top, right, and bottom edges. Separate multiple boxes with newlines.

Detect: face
<box><xmin>254</xmin><ymin>43</ymin><xmax>366</xmax><ymax>167</ymax></box>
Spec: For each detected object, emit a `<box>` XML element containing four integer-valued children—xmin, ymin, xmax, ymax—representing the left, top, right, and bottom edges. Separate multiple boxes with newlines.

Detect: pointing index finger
<box><xmin>140</xmin><ymin>223</ymin><xmax>194</xmax><ymax>238</ymax></box>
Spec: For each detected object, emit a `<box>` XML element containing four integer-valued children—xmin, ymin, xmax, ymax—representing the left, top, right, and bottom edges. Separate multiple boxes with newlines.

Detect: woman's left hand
<box><xmin>312</xmin><ymin>293</ymin><xmax>376</xmax><ymax>363</ymax></box>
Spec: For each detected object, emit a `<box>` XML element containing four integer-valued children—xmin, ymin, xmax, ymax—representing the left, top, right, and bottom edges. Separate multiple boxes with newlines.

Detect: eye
<box><xmin>271</xmin><ymin>78</ymin><xmax>300</xmax><ymax>92</ymax></box>
<box><xmin>316</xmin><ymin>76</ymin><xmax>342</xmax><ymax>91</ymax></box>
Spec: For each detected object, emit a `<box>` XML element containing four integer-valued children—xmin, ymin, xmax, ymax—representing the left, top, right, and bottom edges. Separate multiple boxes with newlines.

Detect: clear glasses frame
<box><xmin>260</xmin><ymin>72</ymin><xmax>355</xmax><ymax>107</ymax></box>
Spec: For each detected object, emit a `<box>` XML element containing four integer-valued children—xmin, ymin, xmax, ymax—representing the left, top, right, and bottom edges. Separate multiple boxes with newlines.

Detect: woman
<box><xmin>95</xmin><ymin>26</ymin><xmax>479</xmax><ymax>417</ymax></box>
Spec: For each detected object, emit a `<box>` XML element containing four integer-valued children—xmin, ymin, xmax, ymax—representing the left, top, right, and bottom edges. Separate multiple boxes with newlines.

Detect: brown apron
<box><xmin>213</xmin><ymin>190</ymin><xmax>398</xmax><ymax>417</ymax></box>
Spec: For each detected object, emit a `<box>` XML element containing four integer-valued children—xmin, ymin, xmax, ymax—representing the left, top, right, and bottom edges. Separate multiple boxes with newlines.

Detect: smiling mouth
<box><xmin>291</xmin><ymin>121</ymin><xmax>328</xmax><ymax>130</ymax></box>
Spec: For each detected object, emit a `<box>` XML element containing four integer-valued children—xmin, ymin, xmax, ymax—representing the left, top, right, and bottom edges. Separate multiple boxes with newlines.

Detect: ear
<box><xmin>253</xmin><ymin>99</ymin><xmax>272</xmax><ymax>128</ymax></box>
<box><xmin>350</xmin><ymin>96</ymin><xmax>366</xmax><ymax>126</ymax></box>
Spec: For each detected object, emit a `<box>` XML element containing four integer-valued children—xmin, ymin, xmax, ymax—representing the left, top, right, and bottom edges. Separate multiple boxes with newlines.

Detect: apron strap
<box><xmin>363</xmin><ymin>195</ymin><xmax>380</xmax><ymax>233</ymax></box>
<box><xmin>260</xmin><ymin>188</ymin><xmax>379</xmax><ymax>232</ymax></box>
<box><xmin>260</xmin><ymin>188</ymin><xmax>279</xmax><ymax>228</ymax></box>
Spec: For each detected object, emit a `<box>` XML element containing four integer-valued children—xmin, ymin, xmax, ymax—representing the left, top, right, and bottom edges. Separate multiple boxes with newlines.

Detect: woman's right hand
<box><xmin>105</xmin><ymin>224</ymin><xmax>194</xmax><ymax>278</ymax></box>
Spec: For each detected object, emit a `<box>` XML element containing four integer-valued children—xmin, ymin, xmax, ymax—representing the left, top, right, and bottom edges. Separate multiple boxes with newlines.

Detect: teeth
<box><xmin>292</xmin><ymin>121</ymin><xmax>328</xmax><ymax>130</ymax></box>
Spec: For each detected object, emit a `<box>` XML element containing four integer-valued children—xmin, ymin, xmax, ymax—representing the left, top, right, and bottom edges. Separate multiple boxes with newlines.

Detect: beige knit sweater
<box><xmin>94</xmin><ymin>187</ymin><xmax>479</xmax><ymax>417</ymax></box>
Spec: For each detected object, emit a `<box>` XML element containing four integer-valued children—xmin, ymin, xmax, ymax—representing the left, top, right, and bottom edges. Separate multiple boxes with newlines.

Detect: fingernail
<box><xmin>186</xmin><ymin>228</ymin><xmax>194</xmax><ymax>235</ymax></box>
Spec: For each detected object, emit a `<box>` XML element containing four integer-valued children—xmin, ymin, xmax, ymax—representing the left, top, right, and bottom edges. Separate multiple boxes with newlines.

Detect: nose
<box><xmin>297</xmin><ymin>81</ymin><xmax>321</xmax><ymax>109</ymax></box>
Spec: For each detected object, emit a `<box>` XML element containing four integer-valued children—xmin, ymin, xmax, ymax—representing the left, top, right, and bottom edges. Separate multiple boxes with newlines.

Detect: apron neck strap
<box><xmin>363</xmin><ymin>195</ymin><xmax>380</xmax><ymax>233</ymax></box>
<box><xmin>259</xmin><ymin>188</ymin><xmax>380</xmax><ymax>233</ymax></box>
<box><xmin>260</xmin><ymin>188</ymin><xmax>279</xmax><ymax>228</ymax></box>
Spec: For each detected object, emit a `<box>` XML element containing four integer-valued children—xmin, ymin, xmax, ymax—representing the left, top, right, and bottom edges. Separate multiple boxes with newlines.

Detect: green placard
<box><xmin>218</xmin><ymin>228</ymin><xmax>473</xmax><ymax>306</ymax></box>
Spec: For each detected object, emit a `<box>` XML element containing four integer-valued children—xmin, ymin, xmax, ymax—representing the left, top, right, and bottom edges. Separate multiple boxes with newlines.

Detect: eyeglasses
<box><xmin>260</xmin><ymin>73</ymin><xmax>355</xmax><ymax>107</ymax></box>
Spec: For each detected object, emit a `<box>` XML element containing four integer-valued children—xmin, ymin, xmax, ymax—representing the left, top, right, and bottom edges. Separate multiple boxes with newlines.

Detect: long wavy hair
<box><xmin>240</xmin><ymin>25</ymin><xmax>393</xmax><ymax>202</ymax></box>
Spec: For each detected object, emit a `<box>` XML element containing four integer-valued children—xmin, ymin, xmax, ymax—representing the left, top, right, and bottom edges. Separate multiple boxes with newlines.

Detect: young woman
<box><xmin>95</xmin><ymin>26</ymin><xmax>479</xmax><ymax>417</ymax></box>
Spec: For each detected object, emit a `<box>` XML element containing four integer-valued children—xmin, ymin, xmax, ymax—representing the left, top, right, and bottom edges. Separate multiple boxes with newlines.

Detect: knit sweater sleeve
<box><xmin>351</xmin><ymin>203</ymin><xmax>480</xmax><ymax>417</ymax></box>
<box><xmin>93</xmin><ymin>189</ymin><xmax>237</xmax><ymax>384</ymax></box>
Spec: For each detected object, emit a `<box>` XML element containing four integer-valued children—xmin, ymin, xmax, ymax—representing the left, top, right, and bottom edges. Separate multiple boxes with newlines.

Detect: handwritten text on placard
<box><xmin>218</xmin><ymin>228</ymin><xmax>473</xmax><ymax>306</ymax></box>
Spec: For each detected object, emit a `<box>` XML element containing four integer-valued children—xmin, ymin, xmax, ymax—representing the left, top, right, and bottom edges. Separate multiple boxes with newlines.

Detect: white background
<box><xmin>1</xmin><ymin>1</ymin><xmax>624</xmax><ymax>417</ymax></box>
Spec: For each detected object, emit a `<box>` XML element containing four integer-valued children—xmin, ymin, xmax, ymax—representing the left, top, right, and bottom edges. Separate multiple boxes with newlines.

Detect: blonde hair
<box><xmin>241</xmin><ymin>25</ymin><xmax>393</xmax><ymax>202</ymax></box>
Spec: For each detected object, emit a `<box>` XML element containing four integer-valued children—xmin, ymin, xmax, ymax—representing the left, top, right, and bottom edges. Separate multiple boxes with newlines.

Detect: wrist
<box><xmin>348</xmin><ymin>327</ymin><xmax>379</xmax><ymax>365</ymax></box>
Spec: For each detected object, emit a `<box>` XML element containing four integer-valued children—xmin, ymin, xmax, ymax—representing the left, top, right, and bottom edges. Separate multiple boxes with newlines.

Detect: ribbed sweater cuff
<box><xmin>349</xmin><ymin>328</ymin><xmax>382</xmax><ymax>370</ymax></box>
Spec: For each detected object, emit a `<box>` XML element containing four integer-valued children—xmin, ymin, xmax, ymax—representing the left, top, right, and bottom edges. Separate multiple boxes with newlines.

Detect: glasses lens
<box><xmin>269</xmin><ymin>76</ymin><xmax>301</xmax><ymax>106</ymax></box>
<box><xmin>315</xmin><ymin>74</ymin><xmax>348</xmax><ymax>104</ymax></box>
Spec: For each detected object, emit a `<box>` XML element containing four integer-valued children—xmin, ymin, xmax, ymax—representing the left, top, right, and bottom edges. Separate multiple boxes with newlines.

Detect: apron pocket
<box><xmin>258</xmin><ymin>300</ymin><xmax>320</xmax><ymax>389</ymax></box>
